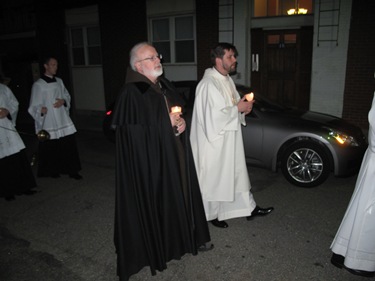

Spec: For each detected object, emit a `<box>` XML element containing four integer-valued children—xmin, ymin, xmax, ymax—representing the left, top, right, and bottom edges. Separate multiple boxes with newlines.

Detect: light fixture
<box><xmin>287</xmin><ymin>8</ymin><xmax>308</xmax><ymax>15</ymax></box>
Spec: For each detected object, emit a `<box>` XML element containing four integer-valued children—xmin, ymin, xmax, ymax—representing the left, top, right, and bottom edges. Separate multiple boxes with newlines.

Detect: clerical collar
<box><xmin>41</xmin><ymin>74</ymin><xmax>57</xmax><ymax>83</ymax></box>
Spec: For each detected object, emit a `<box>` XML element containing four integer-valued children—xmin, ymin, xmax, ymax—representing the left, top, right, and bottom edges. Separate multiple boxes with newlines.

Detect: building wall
<box><xmin>99</xmin><ymin>1</ymin><xmax>148</xmax><ymax>107</ymax></box>
<box><xmin>1</xmin><ymin>0</ymin><xmax>373</xmax><ymax>130</ymax></box>
<box><xmin>232</xmin><ymin>0</ymin><xmax>251</xmax><ymax>85</ymax></box>
<box><xmin>65</xmin><ymin>5</ymin><xmax>106</xmax><ymax>112</ymax></box>
<box><xmin>34</xmin><ymin>1</ymin><xmax>71</xmax><ymax>96</ymax></box>
<box><xmin>309</xmin><ymin>0</ymin><xmax>352</xmax><ymax>118</ymax></box>
<box><xmin>342</xmin><ymin>0</ymin><xmax>375</xmax><ymax>130</ymax></box>
<box><xmin>196</xmin><ymin>0</ymin><xmax>219</xmax><ymax>80</ymax></box>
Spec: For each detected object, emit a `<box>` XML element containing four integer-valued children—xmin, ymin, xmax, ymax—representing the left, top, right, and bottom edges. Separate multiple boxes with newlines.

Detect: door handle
<box><xmin>252</xmin><ymin>54</ymin><xmax>259</xmax><ymax>72</ymax></box>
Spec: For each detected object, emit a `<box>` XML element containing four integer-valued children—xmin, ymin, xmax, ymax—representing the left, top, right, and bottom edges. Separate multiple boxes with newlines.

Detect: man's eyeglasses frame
<box><xmin>137</xmin><ymin>54</ymin><xmax>163</xmax><ymax>63</ymax></box>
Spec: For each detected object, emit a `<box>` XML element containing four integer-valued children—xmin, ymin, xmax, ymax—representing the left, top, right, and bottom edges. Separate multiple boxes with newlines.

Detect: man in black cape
<box><xmin>112</xmin><ymin>42</ymin><xmax>212</xmax><ymax>281</ymax></box>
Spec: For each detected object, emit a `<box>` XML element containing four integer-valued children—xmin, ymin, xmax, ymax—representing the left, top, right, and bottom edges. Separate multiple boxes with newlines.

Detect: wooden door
<box><xmin>251</xmin><ymin>27</ymin><xmax>312</xmax><ymax>110</ymax></box>
<box><xmin>265</xmin><ymin>31</ymin><xmax>298</xmax><ymax>106</ymax></box>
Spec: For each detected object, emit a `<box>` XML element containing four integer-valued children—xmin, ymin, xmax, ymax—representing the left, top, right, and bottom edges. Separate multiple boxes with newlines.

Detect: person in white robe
<box><xmin>28</xmin><ymin>57</ymin><xmax>82</xmax><ymax>180</ymax></box>
<box><xmin>190</xmin><ymin>42</ymin><xmax>273</xmax><ymax>228</ymax></box>
<box><xmin>330</xmin><ymin>92</ymin><xmax>375</xmax><ymax>278</ymax></box>
<box><xmin>0</xmin><ymin>78</ymin><xmax>36</xmax><ymax>201</ymax></box>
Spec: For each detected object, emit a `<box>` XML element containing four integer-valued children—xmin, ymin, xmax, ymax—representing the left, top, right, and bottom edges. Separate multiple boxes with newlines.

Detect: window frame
<box><xmin>68</xmin><ymin>25</ymin><xmax>102</xmax><ymax>67</ymax></box>
<box><xmin>149</xmin><ymin>14</ymin><xmax>196</xmax><ymax>65</ymax></box>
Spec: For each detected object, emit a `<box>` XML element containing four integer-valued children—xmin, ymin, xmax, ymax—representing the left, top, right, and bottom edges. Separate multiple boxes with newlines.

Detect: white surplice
<box><xmin>190</xmin><ymin>67</ymin><xmax>256</xmax><ymax>221</ymax></box>
<box><xmin>0</xmin><ymin>83</ymin><xmax>25</xmax><ymax>159</ymax></box>
<box><xmin>28</xmin><ymin>77</ymin><xmax>76</xmax><ymax>139</ymax></box>
<box><xmin>330</xmin><ymin>93</ymin><xmax>375</xmax><ymax>272</ymax></box>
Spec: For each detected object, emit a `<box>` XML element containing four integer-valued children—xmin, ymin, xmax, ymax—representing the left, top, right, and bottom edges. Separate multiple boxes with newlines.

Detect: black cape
<box><xmin>112</xmin><ymin>69</ymin><xmax>211</xmax><ymax>281</ymax></box>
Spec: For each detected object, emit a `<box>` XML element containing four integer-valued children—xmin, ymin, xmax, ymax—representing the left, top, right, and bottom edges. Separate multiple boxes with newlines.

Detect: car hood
<box><xmin>278</xmin><ymin>108</ymin><xmax>365</xmax><ymax>136</ymax></box>
<box><xmin>300</xmin><ymin>110</ymin><xmax>349</xmax><ymax>126</ymax></box>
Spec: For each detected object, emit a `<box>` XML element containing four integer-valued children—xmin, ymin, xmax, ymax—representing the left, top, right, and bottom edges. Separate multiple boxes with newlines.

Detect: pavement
<box><xmin>0</xmin><ymin>128</ymin><xmax>369</xmax><ymax>281</ymax></box>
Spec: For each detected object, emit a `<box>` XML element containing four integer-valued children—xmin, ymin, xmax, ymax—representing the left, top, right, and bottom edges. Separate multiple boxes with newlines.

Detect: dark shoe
<box><xmin>51</xmin><ymin>174</ymin><xmax>61</xmax><ymax>178</ymax></box>
<box><xmin>345</xmin><ymin>267</ymin><xmax>375</xmax><ymax>277</ymax></box>
<box><xmin>247</xmin><ymin>205</ymin><xmax>274</xmax><ymax>220</ymax></box>
<box><xmin>198</xmin><ymin>242</ymin><xmax>214</xmax><ymax>252</ymax></box>
<box><xmin>210</xmin><ymin>219</ymin><xmax>228</xmax><ymax>228</ymax></box>
<box><xmin>331</xmin><ymin>253</ymin><xmax>344</xmax><ymax>268</ymax></box>
<box><xmin>5</xmin><ymin>196</ymin><xmax>16</xmax><ymax>201</ymax></box>
<box><xmin>331</xmin><ymin>253</ymin><xmax>375</xmax><ymax>277</ymax></box>
<box><xmin>69</xmin><ymin>173</ymin><xmax>82</xmax><ymax>180</ymax></box>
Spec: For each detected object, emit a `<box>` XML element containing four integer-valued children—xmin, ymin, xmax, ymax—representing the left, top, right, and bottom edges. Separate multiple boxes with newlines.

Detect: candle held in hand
<box><xmin>245</xmin><ymin>92</ymin><xmax>254</xmax><ymax>102</ymax></box>
<box><xmin>171</xmin><ymin>106</ymin><xmax>182</xmax><ymax>113</ymax></box>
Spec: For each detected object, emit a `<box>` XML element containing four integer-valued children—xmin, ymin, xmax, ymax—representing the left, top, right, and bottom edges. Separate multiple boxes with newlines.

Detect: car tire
<box><xmin>281</xmin><ymin>141</ymin><xmax>330</xmax><ymax>188</ymax></box>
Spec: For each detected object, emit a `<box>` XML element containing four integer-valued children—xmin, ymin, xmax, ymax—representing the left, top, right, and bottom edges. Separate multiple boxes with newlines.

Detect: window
<box><xmin>151</xmin><ymin>15</ymin><xmax>195</xmax><ymax>64</ymax></box>
<box><xmin>253</xmin><ymin>0</ymin><xmax>313</xmax><ymax>18</ymax></box>
<box><xmin>69</xmin><ymin>26</ymin><xmax>102</xmax><ymax>66</ymax></box>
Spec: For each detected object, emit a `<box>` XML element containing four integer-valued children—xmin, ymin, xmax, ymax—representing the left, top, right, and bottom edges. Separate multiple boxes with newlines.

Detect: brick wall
<box><xmin>342</xmin><ymin>0</ymin><xmax>375</xmax><ymax>130</ymax></box>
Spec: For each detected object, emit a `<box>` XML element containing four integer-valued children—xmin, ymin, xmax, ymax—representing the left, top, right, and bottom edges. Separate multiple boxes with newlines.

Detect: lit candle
<box><xmin>245</xmin><ymin>92</ymin><xmax>254</xmax><ymax>102</ymax></box>
<box><xmin>171</xmin><ymin>106</ymin><xmax>182</xmax><ymax>113</ymax></box>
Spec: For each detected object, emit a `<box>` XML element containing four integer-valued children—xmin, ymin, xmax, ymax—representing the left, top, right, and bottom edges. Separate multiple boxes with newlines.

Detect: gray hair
<box><xmin>129</xmin><ymin>42</ymin><xmax>151</xmax><ymax>71</ymax></box>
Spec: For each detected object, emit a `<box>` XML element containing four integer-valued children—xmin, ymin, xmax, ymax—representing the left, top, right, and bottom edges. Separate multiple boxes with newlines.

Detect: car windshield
<box><xmin>235</xmin><ymin>84</ymin><xmax>286</xmax><ymax>112</ymax></box>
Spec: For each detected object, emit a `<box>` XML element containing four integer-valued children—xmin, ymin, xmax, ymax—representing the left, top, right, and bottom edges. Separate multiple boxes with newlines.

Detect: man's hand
<box><xmin>53</xmin><ymin>98</ymin><xmax>65</xmax><ymax>108</ymax></box>
<box><xmin>175</xmin><ymin>117</ymin><xmax>186</xmax><ymax>134</ymax></box>
<box><xmin>169</xmin><ymin>112</ymin><xmax>186</xmax><ymax>134</ymax></box>
<box><xmin>41</xmin><ymin>106</ymin><xmax>48</xmax><ymax>115</ymax></box>
<box><xmin>0</xmin><ymin>108</ymin><xmax>9</xmax><ymax>119</ymax></box>
<box><xmin>237</xmin><ymin>96</ymin><xmax>254</xmax><ymax>115</ymax></box>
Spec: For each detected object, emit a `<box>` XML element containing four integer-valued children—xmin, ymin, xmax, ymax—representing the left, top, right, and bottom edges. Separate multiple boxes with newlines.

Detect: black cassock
<box><xmin>112</xmin><ymin>72</ymin><xmax>211</xmax><ymax>281</ymax></box>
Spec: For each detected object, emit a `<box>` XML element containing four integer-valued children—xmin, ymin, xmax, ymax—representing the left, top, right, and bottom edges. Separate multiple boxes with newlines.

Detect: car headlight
<box><xmin>328</xmin><ymin>130</ymin><xmax>359</xmax><ymax>146</ymax></box>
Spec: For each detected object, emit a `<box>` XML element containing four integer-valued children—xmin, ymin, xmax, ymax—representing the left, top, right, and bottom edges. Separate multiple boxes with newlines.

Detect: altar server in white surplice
<box><xmin>330</xmin><ymin>93</ymin><xmax>375</xmax><ymax>278</ymax></box>
<box><xmin>190</xmin><ymin>43</ymin><xmax>274</xmax><ymax>229</ymax></box>
<box><xmin>28</xmin><ymin>57</ymin><xmax>82</xmax><ymax>180</ymax></box>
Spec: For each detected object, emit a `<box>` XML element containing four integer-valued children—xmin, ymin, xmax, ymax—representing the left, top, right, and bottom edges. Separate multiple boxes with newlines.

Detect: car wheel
<box><xmin>281</xmin><ymin>141</ymin><xmax>330</xmax><ymax>188</ymax></box>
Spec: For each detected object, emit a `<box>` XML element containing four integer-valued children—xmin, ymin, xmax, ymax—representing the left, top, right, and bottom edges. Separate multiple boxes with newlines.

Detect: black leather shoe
<box><xmin>210</xmin><ymin>219</ymin><xmax>228</xmax><ymax>228</ymax></box>
<box><xmin>198</xmin><ymin>242</ymin><xmax>214</xmax><ymax>252</ymax></box>
<box><xmin>345</xmin><ymin>267</ymin><xmax>375</xmax><ymax>277</ymax></box>
<box><xmin>331</xmin><ymin>253</ymin><xmax>375</xmax><ymax>277</ymax></box>
<box><xmin>247</xmin><ymin>206</ymin><xmax>274</xmax><ymax>220</ymax></box>
<box><xmin>331</xmin><ymin>253</ymin><xmax>344</xmax><ymax>268</ymax></box>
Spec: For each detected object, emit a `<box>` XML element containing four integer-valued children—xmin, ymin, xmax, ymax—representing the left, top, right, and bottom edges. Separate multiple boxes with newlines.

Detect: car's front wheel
<box><xmin>281</xmin><ymin>141</ymin><xmax>330</xmax><ymax>188</ymax></box>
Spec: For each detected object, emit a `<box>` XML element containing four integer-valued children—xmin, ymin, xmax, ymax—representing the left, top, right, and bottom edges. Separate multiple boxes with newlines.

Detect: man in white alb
<box><xmin>190</xmin><ymin>42</ymin><xmax>274</xmax><ymax>228</ymax></box>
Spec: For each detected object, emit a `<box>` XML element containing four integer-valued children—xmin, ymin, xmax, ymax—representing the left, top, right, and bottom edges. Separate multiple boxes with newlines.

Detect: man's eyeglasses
<box><xmin>138</xmin><ymin>54</ymin><xmax>162</xmax><ymax>62</ymax></box>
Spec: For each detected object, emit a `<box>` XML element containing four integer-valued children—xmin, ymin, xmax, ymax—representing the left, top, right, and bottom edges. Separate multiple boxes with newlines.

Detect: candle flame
<box><xmin>171</xmin><ymin>106</ymin><xmax>182</xmax><ymax>113</ymax></box>
<box><xmin>245</xmin><ymin>92</ymin><xmax>254</xmax><ymax>102</ymax></box>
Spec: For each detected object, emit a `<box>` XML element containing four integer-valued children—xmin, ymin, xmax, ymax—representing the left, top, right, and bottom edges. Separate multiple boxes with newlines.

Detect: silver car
<box><xmin>235</xmin><ymin>84</ymin><xmax>367</xmax><ymax>187</ymax></box>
